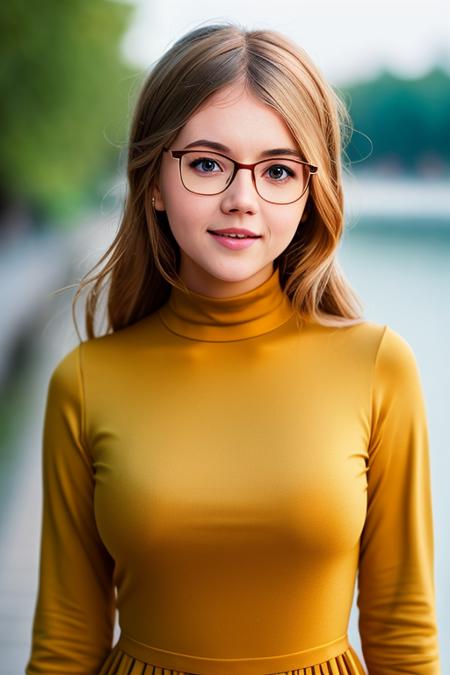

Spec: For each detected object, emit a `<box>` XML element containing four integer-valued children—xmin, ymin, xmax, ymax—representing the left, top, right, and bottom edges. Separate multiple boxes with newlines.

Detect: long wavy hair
<box><xmin>72</xmin><ymin>20</ymin><xmax>365</xmax><ymax>340</ymax></box>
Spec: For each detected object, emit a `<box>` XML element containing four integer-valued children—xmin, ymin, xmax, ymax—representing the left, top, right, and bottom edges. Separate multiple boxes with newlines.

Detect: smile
<box><xmin>207</xmin><ymin>230</ymin><xmax>261</xmax><ymax>250</ymax></box>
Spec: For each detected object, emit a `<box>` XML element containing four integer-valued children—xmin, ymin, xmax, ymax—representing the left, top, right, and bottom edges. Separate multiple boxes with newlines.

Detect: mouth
<box><xmin>207</xmin><ymin>230</ymin><xmax>262</xmax><ymax>239</ymax></box>
<box><xmin>206</xmin><ymin>229</ymin><xmax>262</xmax><ymax>251</ymax></box>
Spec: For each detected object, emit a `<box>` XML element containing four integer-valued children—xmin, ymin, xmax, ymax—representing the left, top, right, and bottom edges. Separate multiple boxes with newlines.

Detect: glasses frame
<box><xmin>162</xmin><ymin>147</ymin><xmax>318</xmax><ymax>205</ymax></box>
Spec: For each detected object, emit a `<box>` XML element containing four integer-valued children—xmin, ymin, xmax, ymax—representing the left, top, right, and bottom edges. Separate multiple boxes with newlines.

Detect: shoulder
<box><xmin>368</xmin><ymin>324</ymin><xmax>425</xmax><ymax>412</ymax></box>
<box><xmin>372</xmin><ymin>324</ymin><xmax>421</xmax><ymax>384</ymax></box>
<box><xmin>49</xmin><ymin>343</ymin><xmax>81</xmax><ymax>386</ymax></box>
<box><xmin>46</xmin><ymin>343</ymin><xmax>83</xmax><ymax>405</ymax></box>
<box><xmin>48</xmin><ymin>313</ymin><xmax>161</xmax><ymax>377</ymax></box>
<box><xmin>330</xmin><ymin>320</ymin><xmax>418</xmax><ymax>370</ymax></box>
<box><xmin>312</xmin><ymin>320</ymin><xmax>423</xmax><ymax>394</ymax></box>
<box><xmin>78</xmin><ymin>312</ymin><xmax>162</xmax><ymax>361</ymax></box>
<box><xmin>305</xmin><ymin>318</ymin><xmax>386</xmax><ymax>365</ymax></box>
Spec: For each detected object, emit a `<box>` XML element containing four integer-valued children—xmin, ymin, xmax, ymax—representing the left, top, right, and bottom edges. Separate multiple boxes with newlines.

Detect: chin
<box><xmin>209</xmin><ymin>266</ymin><xmax>270</xmax><ymax>285</ymax></box>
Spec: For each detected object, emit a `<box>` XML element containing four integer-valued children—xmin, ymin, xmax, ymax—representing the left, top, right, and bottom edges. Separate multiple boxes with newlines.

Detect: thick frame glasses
<box><xmin>162</xmin><ymin>147</ymin><xmax>318</xmax><ymax>205</ymax></box>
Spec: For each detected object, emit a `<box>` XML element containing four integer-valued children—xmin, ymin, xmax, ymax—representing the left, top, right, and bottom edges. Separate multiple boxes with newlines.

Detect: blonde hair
<box><xmin>72</xmin><ymin>20</ymin><xmax>365</xmax><ymax>340</ymax></box>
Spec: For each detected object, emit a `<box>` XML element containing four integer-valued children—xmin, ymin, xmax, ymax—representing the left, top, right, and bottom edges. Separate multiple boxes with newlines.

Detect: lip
<box><xmin>207</xmin><ymin>228</ymin><xmax>261</xmax><ymax>237</ymax></box>
<box><xmin>208</xmin><ymin>231</ymin><xmax>261</xmax><ymax>250</ymax></box>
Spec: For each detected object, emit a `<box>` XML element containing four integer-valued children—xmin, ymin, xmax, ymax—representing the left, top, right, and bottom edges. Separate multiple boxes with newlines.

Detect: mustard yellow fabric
<box><xmin>26</xmin><ymin>267</ymin><xmax>440</xmax><ymax>674</ymax></box>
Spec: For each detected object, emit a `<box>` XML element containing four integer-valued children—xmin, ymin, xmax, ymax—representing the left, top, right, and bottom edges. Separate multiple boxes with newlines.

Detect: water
<box><xmin>340</xmin><ymin>214</ymin><xmax>450</xmax><ymax>665</ymax></box>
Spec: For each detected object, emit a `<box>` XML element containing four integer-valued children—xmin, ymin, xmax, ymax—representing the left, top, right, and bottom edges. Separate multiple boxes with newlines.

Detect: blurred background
<box><xmin>0</xmin><ymin>0</ymin><xmax>449</xmax><ymax>672</ymax></box>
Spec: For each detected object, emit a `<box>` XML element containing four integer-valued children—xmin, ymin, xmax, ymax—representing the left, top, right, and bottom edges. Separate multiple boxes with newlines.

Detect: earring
<box><xmin>151</xmin><ymin>196</ymin><xmax>156</xmax><ymax>209</ymax></box>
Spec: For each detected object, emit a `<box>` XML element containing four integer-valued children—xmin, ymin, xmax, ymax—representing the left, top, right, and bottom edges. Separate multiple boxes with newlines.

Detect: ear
<box><xmin>152</xmin><ymin>182</ymin><xmax>165</xmax><ymax>211</ymax></box>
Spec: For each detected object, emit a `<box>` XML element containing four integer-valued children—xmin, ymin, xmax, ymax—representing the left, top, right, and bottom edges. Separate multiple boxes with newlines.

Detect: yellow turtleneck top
<box><xmin>26</xmin><ymin>267</ymin><xmax>440</xmax><ymax>674</ymax></box>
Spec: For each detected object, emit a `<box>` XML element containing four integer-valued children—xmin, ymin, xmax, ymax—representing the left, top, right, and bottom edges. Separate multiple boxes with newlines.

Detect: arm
<box><xmin>357</xmin><ymin>326</ymin><xmax>441</xmax><ymax>673</ymax></box>
<box><xmin>25</xmin><ymin>344</ymin><xmax>116</xmax><ymax>674</ymax></box>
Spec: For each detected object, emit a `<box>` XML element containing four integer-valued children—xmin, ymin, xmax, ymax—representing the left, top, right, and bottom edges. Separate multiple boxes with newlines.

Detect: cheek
<box><xmin>269</xmin><ymin>207</ymin><xmax>302</xmax><ymax>241</ymax></box>
<box><xmin>163</xmin><ymin>197</ymin><xmax>212</xmax><ymax>255</ymax></box>
<box><xmin>165</xmin><ymin>194</ymin><xmax>215</xmax><ymax>242</ymax></box>
<box><xmin>161</xmin><ymin>182</ymin><xmax>197</xmax><ymax>236</ymax></box>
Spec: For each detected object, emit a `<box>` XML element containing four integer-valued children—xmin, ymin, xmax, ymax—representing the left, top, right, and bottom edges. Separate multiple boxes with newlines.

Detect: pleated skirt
<box><xmin>98</xmin><ymin>642</ymin><xmax>366</xmax><ymax>675</ymax></box>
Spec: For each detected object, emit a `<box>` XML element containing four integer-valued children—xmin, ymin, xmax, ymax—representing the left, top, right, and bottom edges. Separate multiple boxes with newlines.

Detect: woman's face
<box><xmin>153</xmin><ymin>81</ymin><xmax>310</xmax><ymax>297</ymax></box>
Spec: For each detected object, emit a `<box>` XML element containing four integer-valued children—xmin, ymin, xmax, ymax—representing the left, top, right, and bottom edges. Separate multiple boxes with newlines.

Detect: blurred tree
<box><xmin>0</xmin><ymin>0</ymin><xmax>138</xmax><ymax>228</ymax></box>
<box><xmin>340</xmin><ymin>66</ymin><xmax>450</xmax><ymax>177</ymax></box>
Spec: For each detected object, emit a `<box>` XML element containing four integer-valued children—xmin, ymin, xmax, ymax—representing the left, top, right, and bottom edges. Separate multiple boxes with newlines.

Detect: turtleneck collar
<box><xmin>157</xmin><ymin>267</ymin><xmax>295</xmax><ymax>342</ymax></box>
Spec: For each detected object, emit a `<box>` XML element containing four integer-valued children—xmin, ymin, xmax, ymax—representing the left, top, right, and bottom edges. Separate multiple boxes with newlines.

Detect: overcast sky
<box><xmin>121</xmin><ymin>0</ymin><xmax>450</xmax><ymax>86</ymax></box>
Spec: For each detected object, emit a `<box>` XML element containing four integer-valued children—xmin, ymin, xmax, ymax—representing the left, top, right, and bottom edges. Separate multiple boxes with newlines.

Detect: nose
<box><xmin>220</xmin><ymin>166</ymin><xmax>259</xmax><ymax>214</ymax></box>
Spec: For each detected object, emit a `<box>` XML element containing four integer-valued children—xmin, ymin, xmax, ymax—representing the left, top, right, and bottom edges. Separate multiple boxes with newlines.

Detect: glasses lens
<box><xmin>180</xmin><ymin>151</ymin><xmax>234</xmax><ymax>195</ymax></box>
<box><xmin>180</xmin><ymin>151</ymin><xmax>309</xmax><ymax>203</ymax></box>
<box><xmin>255</xmin><ymin>159</ymin><xmax>309</xmax><ymax>203</ymax></box>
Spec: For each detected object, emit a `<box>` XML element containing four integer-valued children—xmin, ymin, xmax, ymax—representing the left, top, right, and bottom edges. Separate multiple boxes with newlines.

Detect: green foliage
<box><xmin>341</xmin><ymin>67</ymin><xmax>450</xmax><ymax>175</ymax></box>
<box><xmin>1</xmin><ymin>3</ymin><xmax>448</xmax><ymax>223</ymax></box>
<box><xmin>0</xmin><ymin>0</ymin><xmax>137</xmax><ymax>222</ymax></box>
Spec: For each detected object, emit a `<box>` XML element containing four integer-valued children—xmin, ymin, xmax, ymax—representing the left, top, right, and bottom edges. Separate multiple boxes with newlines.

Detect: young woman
<box><xmin>26</xmin><ymin>22</ymin><xmax>441</xmax><ymax>674</ymax></box>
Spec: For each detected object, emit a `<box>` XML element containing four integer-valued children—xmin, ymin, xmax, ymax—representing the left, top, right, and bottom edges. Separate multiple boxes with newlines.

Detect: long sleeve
<box><xmin>25</xmin><ymin>344</ymin><xmax>116</xmax><ymax>674</ymax></box>
<box><xmin>357</xmin><ymin>326</ymin><xmax>441</xmax><ymax>673</ymax></box>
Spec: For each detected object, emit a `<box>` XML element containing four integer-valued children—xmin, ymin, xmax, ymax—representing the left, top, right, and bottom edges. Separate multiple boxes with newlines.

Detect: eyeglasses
<box><xmin>162</xmin><ymin>148</ymin><xmax>318</xmax><ymax>205</ymax></box>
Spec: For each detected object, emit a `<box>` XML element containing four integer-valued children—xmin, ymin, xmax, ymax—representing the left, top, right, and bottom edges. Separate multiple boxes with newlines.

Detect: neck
<box><xmin>158</xmin><ymin>266</ymin><xmax>295</xmax><ymax>342</ymax></box>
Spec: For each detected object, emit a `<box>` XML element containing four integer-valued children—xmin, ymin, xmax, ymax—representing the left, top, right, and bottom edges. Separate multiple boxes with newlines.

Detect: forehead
<box><xmin>175</xmin><ymin>82</ymin><xmax>297</xmax><ymax>151</ymax></box>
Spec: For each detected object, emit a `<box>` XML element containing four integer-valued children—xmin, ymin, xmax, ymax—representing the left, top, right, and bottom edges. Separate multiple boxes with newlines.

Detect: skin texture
<box><xmin>153</xmin><ymin>81</ymin><xmax>310</xmax><ymax>297</ymax></box>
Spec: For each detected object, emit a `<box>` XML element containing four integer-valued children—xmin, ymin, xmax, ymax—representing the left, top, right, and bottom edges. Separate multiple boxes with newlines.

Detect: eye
<box><xmin>265</xmin><ymin>164</ymin><xmax>296</xmax><ymax>181</ymax></box>
<box><xmin>189</xmin><ymin>157</ymin><xmax>223</xmax><ymax>173</ymax></box>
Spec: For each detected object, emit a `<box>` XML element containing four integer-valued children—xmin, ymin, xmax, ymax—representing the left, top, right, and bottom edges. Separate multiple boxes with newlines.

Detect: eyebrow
<box><xmin>183</xmin><ymin>139</ymin><xmax>302</xmax><ymax>159</ymax></box>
